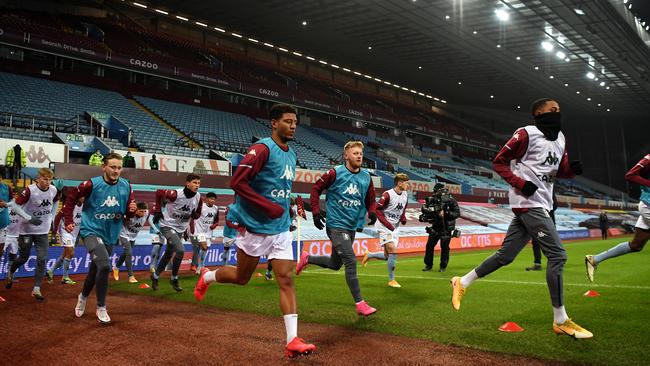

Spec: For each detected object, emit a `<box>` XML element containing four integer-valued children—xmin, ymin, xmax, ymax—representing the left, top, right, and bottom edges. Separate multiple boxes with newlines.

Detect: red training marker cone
<box><xmin>499</xmin><ymin>322</ymin><xmax>524</xmax><ymax>332</ymax></box>
<box><xmin>583</xmin><ymin>290</ymin><xmax>600</xmax><ymax>297</ymax></box>
<box><xmin>255</xmin><ymin>272</ymin><xmax>263</xmax><ymax>277</ymax></box>
<box><xmin>139</xmin><ymin>283</ymin><xmax>150</xmax><ymax>289</ymax></box>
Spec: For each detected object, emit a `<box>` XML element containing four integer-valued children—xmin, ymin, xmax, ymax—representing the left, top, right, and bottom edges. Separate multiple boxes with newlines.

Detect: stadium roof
<box><xmin>125</xmin><ymin>0</ymin><xmax>650</xmax><ymax>119</ymax></box>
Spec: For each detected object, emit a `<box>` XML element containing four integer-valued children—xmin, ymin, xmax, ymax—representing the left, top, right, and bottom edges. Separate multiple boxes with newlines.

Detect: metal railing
<box><xmin>1</xmin><ymin>111</ymin><xmax>88</xmax><ymax>134</ymax></box>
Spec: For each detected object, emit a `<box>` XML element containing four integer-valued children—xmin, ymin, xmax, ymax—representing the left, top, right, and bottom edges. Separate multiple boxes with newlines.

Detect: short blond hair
<box><xmin>394</xmin><ymin>173</ymin><xmax>409</xmax><ymax>185</ymax></box>
<box><xmin>38</xmin><ymin>168</ymin><xmax>54</xmax><ymax>178</ymax></box>
<box><xmin>344</xmin><ymin>141</ymin><xmax>364</xmax><ymax>151</ymax></box>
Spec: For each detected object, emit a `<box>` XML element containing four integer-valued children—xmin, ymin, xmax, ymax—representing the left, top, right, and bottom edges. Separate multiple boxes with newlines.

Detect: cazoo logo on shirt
<box><xmin>101</xmin><ymin>196</ymin><xmax>120</xmax><ymax>207</ymax></box>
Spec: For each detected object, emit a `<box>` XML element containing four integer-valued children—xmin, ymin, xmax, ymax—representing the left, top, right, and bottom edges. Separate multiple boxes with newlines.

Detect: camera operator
<box><xmin>421</xmin><ymin>183</ymin><xmax>460</xmax><ymax>272</ymax></box>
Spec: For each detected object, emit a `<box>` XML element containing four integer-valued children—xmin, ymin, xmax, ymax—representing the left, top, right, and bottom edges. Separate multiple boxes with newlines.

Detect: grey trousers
<box><xmin>12</xmin><ymin>234</ymin><xmax>49</xmax><ymax>287</ymax></box>
<box><xmin>475</xmin><ymin>208</ymin><xmax>567</xmax><ymax>307</ymax></box>
<box><xmin>156</xmin><ymin>227</ymin><xmax>184</xmax><ymax>277</ymax></box>
<box><xmin>116</xmin><ymin>237</ymin><xmax>135</xmax><ymax>276</ymax></box>
<box><xmin>81</xmin><ymin>236</ymin><xmax>113</xmax><ymax>307</ymax></box>
<box><xmin>308</xmin><ymin>226</ymin><xmax>363</xmax><ymax>303</ymax></box>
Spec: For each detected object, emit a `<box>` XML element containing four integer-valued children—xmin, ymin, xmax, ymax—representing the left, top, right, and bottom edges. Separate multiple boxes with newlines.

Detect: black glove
<box><xmin>570</xmin><ymin>160</ymin><xmax>583</xmax><ymax>175</ymax></box>
<box><xmin>521</xmin><ymin>181</ymin><xmax>539</xmax><ymax>197</ymax></box>
<box><xmin>28</xmin><ymin>217</ymin><xmax>43</xmax><ymax>226</ymax></box>
<box><xmin>356</xmin><ymin>228</ymin><xmax>363</xmax><ymax>233</ymax></box>
<box><xmin>313</xmin><ymin>213</ymin><xmax>325</xmax><ymax>230</ymax></box>
<box><xmin>368</xmin><ymin>212</ymin><xmax>377</xmax><ymax>226</ymax></box>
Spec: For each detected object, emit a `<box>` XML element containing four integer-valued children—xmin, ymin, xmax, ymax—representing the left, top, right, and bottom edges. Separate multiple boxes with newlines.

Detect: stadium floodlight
<box><xmin>473</xmin><ymin>30</ymin><xmax>478</xmax><ymax>35</ymax></box>
<box><xmin>364</xmin><ymin>74</ymin><xmax>373</xmax><ymax>79</ymax></box>
<box><xmin>445</xmin><ymin>15</ymin><xmax>450</xmax><ymax>20</ymax></box>
<box><xmin>418</xmin><ymin>92</ymin><xmax>425</xmax><ymax>96</ymax></box>
<box><xmin>496</xmin><ymin>44</ymin><xmax>501</xmax><ymax>48</ymax></box>
<box><xmin>302</xmin><ymin>21</ymin><xmax>307</xmax><ymax>26</ymax></box>
<box><xmin>331</xmin><ymin>64</ymin><xmax>340</xmax><ymax>69</ymax></box>
<box><xmin>247</xmin><ymin>38</ymin><xmax>259</xmax><ymax>43</ymax></box>
<box><xmin>214</xmin><ymin>27</ymin><xmax>226</xmax><ymax>33</ymax></box>
<box><xmin>292</xmin><ymin>51</ymin><xmax>302</xmax><ymax>56</ymax></box>
<box><xmin>586</xmin><ymin>71</ymin><xmax>595</xmax><ymax>79</ymax></box>
<box><xmin>490</xmin><ymin>95</ymin><xmax>494</xmax><ymax>99</ymax></box>
<box><xmin>565</xmin><ymin>57</ymin><xmax>571</xmax><ymax>62</ymax></box>
<box><xmin>306</xmin><ymin>56</ymin><xmax>315</xmax><ymax>60</ymax></box>
<box><xmin>549</xmin><ymin>75</ymin><xmax>554</xmax><ymax>79</ymax></box>
<box><xmin>231</xmin><ymin>32</ymin><xmax>242</xmax><ymax>38</ymax></box>
<box><xmin>516</xmin><ymin>56</ymin><xmax>521</xmax><ymax>60</ymax></box>
<box><xmin>606</xmin><ymin>86</ymin><xmax>611</xmax><ymax>89</ymax></box>
<box><xmin>402</xmin><ymin>87</ymin><xmax>409</xmax><ymax>91</ymax></box>
<box><xmin>155</xmin><ymin>9</ymin><xmax>168</xmax><ymax>15</ymax></box>
<box><xmin>458</xmin><ymin>81</ymin><xmax>462</xmax><ymax>85</ymax></box>
<box><xmin>574</xmin><ymin>8</ymin><xmax>585</xmax><ymax>15</ymax></box>
<box><xmin>278</xmin><ymin>47</ymin><xmax>288</xmax><ymax>52</ymax></box>
<box><xmin>319</xmin><ymin>60</ymin><xmax>328</xmax><ymax>65</ymax></box>
<box><xmin>587</xmin><ymin>97</ymin><xmax>591</xmax><ymax>101</ymax></box>
<box><xmin>564</xmin><ymin>83</ymin><xmax>569</xmax><ymax>87</ymax></box>
<box><xmin>342</xmin><ymin>68</ymin><xmax>351</xmax><ymax>72</ymax></box>
<box><xmin>628</xmin><ymin>4</ymin><xmax>632</xmax><ymax>9</ymax></box>
<box><xmin>133</xmin><ymin>2</ymin><xmax>147</xmax><ymax>9</ymax></box>
<box><xmin>597</xmin><ymin>103</ymin><xmax>601</xmax><ymax>106</ymax></box>
<box><xmin>353</xmin><ymin>71</ymin><xmax>361</xmax><ymax>75</ymax></box>
<box><xmin>195</xmin><ymin>22</ymin><xmax>207</xmax><ymax>27</ymax></box>
<box><xmin>623</xmin><ymin>0</ymin><xmax>628</xmax><ymax>4</ymax></box>
<box><xmin>541</xmin><ymin>41</ymin><xmax>554</xmax><ymax>52</ymax></box>
<box><xmin>606</xmin><ymin>108</ymin><xmax>611</xmax><ymax>111</ymax></box>
<box><xmin>556</xmin><ymin>51</ymin><xmax>566</xmax><ymax>59</ymax></box>
<box><xmin>426</xmin><ymin>95</ymin><xmax>433</xmax><ymax>99</ymax></box>
<box><xmin>176</xmin><ymin>15</ymin><xmax>189</xmax><ymax>21</ymax></box>
<box><xmin>646</xmin><ymin>25</ymin><xmax>649</xmax><ymax>31</ymax></box>
<box><xmin>494</xmin><ymin>9</ymin><xmax>509</xmax><ymax>21</ymax></box>
<box><xmin>534</xmin><ymin>66</ymin><xmax>539</xmax><ymax>70</ymax></box>
<box><xmin>418</xmin><ymin>66</ymin><xmax>422</xmax><ymax>69</ymax></box>
<box><xmin>263</xmin><ymin>42</ymin><xmax>274</xmax><ymax>47</ymax></box>
<box><xmin>384</xmin><ymin>81</ymin><xmax>392</xmax><ymax>85</ymax></box>
<box><xmin>517</xmin><ymin>105</ymin><xmax>521</xmax><ymax>109</ymax></box>
<box><xmin>441</xmin><ymin>100</ymin><xmax>447</xmax><ymax>103</ymax></box>
<box><xmin>576</xmin><ymin>91</ymin><xmax>581</xmax><ymax>94</ymax></box>
<box><xmin>368</xmin><ymin>46</ymin><xmax>372</xmax><ymax>50</ymax></box>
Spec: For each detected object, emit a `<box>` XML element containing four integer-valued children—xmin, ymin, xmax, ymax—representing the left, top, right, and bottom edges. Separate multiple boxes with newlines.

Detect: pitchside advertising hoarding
<box><xmin>0</xmin><ymin>138</ymin><xmax>67</xmax><ymax>168</ymax></box>
<box><xmin>114</xmin><ymin>150</ymin><xmax>231</xmax><ymax>175</ymax></box>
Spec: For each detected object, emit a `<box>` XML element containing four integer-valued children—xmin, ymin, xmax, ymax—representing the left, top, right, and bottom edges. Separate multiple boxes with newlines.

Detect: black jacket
<box><xmin>430</xmin><ymin>194</ymin><xmax>460</xmax><ymax>234</ymax></box>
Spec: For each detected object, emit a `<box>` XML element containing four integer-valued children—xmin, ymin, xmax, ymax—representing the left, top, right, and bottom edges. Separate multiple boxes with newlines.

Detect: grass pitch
<box><xmin>113</xmin><ymin>236</ymin><xmax>649</xmax><ymax>365</ymax></box>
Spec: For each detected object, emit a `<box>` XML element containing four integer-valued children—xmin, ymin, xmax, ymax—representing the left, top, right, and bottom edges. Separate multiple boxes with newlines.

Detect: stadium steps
<box><xmin>127</xmin><ymin>99</ymin><xmax>203</xmax><ymax>149</ymax></box>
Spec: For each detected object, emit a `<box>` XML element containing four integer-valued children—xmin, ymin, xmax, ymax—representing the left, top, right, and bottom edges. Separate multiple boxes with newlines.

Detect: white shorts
<box><xmin>236</xmin><ymin>230</ymin><xmax>293</xmax><ymax>260</ymax></box>
<box><xmin>223</xmin><ymin>237</ymin><xmax>236</xmax><ymax>247</ymax></box>
<box><xmin>59</xmin><ymin>230</ymin><xmax>78</xmax><ymax>248</ymax></box>
<box><xmin>0</xmin><ymin>228</ymin><xmax>5</xmax><ymax>243</ymax></box>
<box><xmin>4</xmin><ymin>235</ymin><xmax>18</xmax><ymax>254</ymax></box>
<box><xmin>375</xmin><ymin>222</ymin><xmax>399</xmax><ymax>247</ymax></box>
<box><xmin>635</xmin><ymin>201</ymin><xmax>650</xmax><ymax>230</ymax></box>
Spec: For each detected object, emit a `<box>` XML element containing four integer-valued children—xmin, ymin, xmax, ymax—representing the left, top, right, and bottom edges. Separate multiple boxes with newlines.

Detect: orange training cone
<box><xmin>583</xmin><ymin>290</ymin><xmax>600</xmax><ymax>297</ymax></box>
<box><xmin>499</xmin><ymin>322</ymin><xmax>524</xmax><ymax>332</ymax></box>
<box><xmin>139</xmin><ymin>283</ymin><xmax>150</xmax><ymax>289</ymax></box>
<box><xmin>255</xmin><ymin>272</ymin><xmax>263</xmax><ymax>277</ymax></box>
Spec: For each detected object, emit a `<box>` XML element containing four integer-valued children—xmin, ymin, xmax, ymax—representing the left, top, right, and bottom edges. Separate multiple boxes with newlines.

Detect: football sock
<box><xmin>387</xmin><ymin>254</ymin><xmax>397</xmax><ymax>280</ymax></box>
<box><xmin>553</xmin><ymin>306</ymin><xmax>569</xmax><ymax>324</ymax></box>
<box><xmin>283</xmin><ymin>314</ymin><xmax>298</xmax><ymax>344</ymax></box>
<box><xmin>460</xmin><ymin>269</ymin><xmax>479</xmax><ymax>288</ymax></box>
<box><xmin>594</xmin><ymin>242</ymin><xmax>631</xmax><ymax>264</ymax></box>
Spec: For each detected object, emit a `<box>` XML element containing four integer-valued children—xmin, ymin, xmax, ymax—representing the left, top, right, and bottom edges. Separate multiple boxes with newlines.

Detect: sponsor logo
<box><xmin>541</xmin><ymin>151</ymin><xmax>559</xmax><ymax>165</ymax></box>
<box><xmin>343</xmin><ymin>183</ymin><xmax>360</xmax><ymax>196</ymax></box>
<box><xmin>280</xmin><ymin>165</ymin><xmax>294</xmax><ymax>180</ymax></box>
<box><xmin>180</xmin><ymin>205</ymin><xmax>191</xmax><ymax>212</ymax></box>
<box><xmin>271</xmin><ymin>189</ymin><xmax>291</xmax><ymax>198</ymax></box>
<box><xmin>101</xmin><ymin>196</ymin><xmax>120</xmax><ymax>207</ymax></box>
<box><xmin>38</xmin><ymin>199</ymin><xmax>52</xmax><ymax>207</ymax></box>
<box><xmin>258</xmin><ymin>88</ymin><xmax>279</xmax><ymax>97</ymax></box>
<box><xmin>94</xmin><ymin>213</ymin><xmax>123</xmax><ymax>220</ymax></box>
<box><xmin>537</xmin><ymin>231</ymin><xmax>547</xmax><ymax>238</ymax></box>
<box><xmin>248</xmin><ymin>149</ymin><xmax>257</xmax><ymax>156</ymax></box>
<box><xmin>129</xmin><ymin>58</ymin><xmax>159</xmax><ymax>70</ymax></box>
<box><xmin>337</xmin><ymin>199</ymin><xmax>362</xmax><ymax>208</ymax></box>
<box><xmin>396</xmin><ymin>202</ymin><xmax>404</xmax><ymax>210</ymax></box>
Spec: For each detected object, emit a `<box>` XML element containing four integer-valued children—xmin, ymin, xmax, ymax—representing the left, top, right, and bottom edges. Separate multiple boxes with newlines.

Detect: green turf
<box><xmin>112</xmin><ymin>236</ymin><xmax>649</xmax><ymax>365</ymax></box>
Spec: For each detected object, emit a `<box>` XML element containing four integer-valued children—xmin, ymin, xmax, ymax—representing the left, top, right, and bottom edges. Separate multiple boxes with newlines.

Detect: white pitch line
<box><xmin>302</xmin><ymin>269</ymin><xmax>650</xmax><ymax>290</ymax></box>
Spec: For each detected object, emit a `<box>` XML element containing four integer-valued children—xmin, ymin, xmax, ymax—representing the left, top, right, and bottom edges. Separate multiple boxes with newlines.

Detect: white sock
<box><xmin>460</xmin><ymin>269</ymin><xmax>478</xmax><ymax>288</ymax></box>
<box><xmin>283</xmin><ymin>314</ymin><xmax>298</xmax><ymax>344</ymax></box>
<box><xmin>203</xmin><ymin>269</ymin><xmax>217</xmax><ymax>284</ymax></box>
<box><xmin>553</xmin><ymin>306</ymin><xmax>569</xmax><ymax>324</ymax></box>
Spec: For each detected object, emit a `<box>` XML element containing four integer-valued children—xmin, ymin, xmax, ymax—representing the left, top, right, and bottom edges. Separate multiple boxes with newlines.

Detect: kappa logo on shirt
<box><xmin>537</xmin><ymin>231</ymin><xmax>547</xmax><ymax>239</ymax></box>
<box><xmin>38</xmin><ymin>199</ymin><xmax>52</xmax><ymax>207</ymax></box>
<box><xmin>180</xmin><ymin>205</ymin><xmax>191</xmax><ymax>212</ymax></box>
<box><xmin>280</xmin><ymin>165</ymin><xmax>294</xmax><ymax>180</ymax></box>
<box><xmin>343</xmin><ymin>183</ymin><xmax>360</xmax><ymax>196</ymax></box>
<box><xmin>541</xmin><ymin>151</ymin><xmax>559</xmax><ymax>166</ymax></box>
<box><xmin>248</xmin><ymin>149</ymin><xmax>257</xmax><ymax>156</ymax></box>
<box><xmin>396</xmin><ymin>202</ymin><xmax>404</xmax><ymax>210</ymax></box>
<box><xmin>101</xmin><ymin>196</ymin><xmax>120</xmax><ymax>207</ymax></box>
